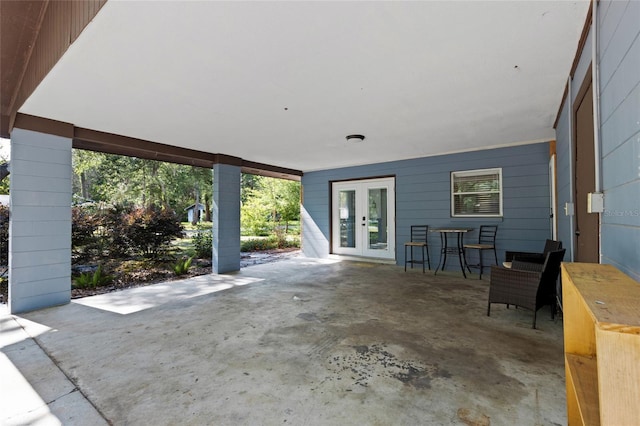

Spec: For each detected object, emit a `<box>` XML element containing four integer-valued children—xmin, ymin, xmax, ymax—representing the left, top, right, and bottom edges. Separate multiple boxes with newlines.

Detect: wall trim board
<box><xmin>553</xmin><ymin>1</ymin><xmax>594</xmax><ymax>129</ymax></box>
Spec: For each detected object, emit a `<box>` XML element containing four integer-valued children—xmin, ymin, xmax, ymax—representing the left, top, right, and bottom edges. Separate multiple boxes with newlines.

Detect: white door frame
<box><xmin>549</xmin><ymin>154</ymin><xmax>558</xmax><ymax>240</ymax></box>
<box><xmin>331</xmin><ymin>177</ymin><xmax>395</xmax><ymax>260</ymax></box>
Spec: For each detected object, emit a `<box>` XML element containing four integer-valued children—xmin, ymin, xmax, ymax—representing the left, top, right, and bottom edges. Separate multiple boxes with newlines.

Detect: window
<box><xmin>451</xmin><ymin>168</ymin><xmax>502</xmax><ymax>217</ymax></box>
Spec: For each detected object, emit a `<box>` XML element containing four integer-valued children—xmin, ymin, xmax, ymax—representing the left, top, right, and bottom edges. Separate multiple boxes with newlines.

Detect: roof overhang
<box><xmin>2</xmin><ymin>1</ymin><xmax>591</xmax><ymax>175</ymax></box>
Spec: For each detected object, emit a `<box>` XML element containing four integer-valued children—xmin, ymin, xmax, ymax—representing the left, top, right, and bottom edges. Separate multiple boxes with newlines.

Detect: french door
<box><xmin>331</xmin><ymin>177</ymin><xmax>395</xmax><ymax>260</ymax></box>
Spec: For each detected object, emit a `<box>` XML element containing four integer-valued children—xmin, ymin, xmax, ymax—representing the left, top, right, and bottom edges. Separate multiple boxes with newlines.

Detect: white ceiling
<box><xmin>20</xmin><ymin>1</ymin><xmax>590</xmax><ymax>172</ymax></box>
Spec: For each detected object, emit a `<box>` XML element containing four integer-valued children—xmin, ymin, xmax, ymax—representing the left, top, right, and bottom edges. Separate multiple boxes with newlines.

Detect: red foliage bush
<box><xmin>72</xmin><ymin>204</ymin><xmax>183</xmax><ymax>259</ymax></box>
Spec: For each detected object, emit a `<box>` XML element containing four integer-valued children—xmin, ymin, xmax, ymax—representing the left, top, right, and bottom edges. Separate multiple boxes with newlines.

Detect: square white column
<box><xmin>9</xmin><ymin>129</ymin><xmax>72</xmax><ymax>313</ymax></box>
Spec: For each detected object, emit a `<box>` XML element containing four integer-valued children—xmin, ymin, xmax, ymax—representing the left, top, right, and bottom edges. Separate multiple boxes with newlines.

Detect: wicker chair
<box><xmin>505</xmin><ymin>239</ymin><xmax>562</xmax><ymax>264</ymax></box>
<box><xmin>404</xmin><ymin>225</ymin><xmax>430</xmax><ymax>273</ymax></box>
<box><xmin>487</xmin><ymin>249</ymin><xmax>566</xmax><ymax>329</ymax></box>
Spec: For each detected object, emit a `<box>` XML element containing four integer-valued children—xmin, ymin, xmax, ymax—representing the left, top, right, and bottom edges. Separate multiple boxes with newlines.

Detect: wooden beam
<box><xmin>13</xmin><ymin>113</ymin><xmax>303</xmax><ymax>179</ymax></box>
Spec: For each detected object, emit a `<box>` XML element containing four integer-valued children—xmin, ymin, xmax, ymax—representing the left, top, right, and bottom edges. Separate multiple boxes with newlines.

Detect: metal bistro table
<box><xmin>430</xmin><ymin>227</ymin><xmax>474</xmax><ymax>278</ymax></box>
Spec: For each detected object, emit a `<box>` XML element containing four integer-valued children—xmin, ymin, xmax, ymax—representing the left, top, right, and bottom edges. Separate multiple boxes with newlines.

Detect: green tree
<box><xmin>72</xmin><ymin>150</ymin><xmax>213</xmax><ymax>217</ymax></box>
<box><xmin>0</xmin><ymin>163</ymin><xmax>9</xmax><ymax>194</ymax></box>
<box><xmin>241</xmin><ymin>173</ymin><xmax>260</xmax><ymax>203</ymax></box>
<box><xmin>72</xmin><ymin>150</ymin><xmax>104</xmax><ymax>202</ymax></box>
<box><xmin>0</xmin><ymin>149</ymin><xmax>11</xmax><ymax>194</ymax></box>
<box><xmin>240</xmin><ymin>175</ymin><xmax>300</xmax><ymax>235</ymax></box>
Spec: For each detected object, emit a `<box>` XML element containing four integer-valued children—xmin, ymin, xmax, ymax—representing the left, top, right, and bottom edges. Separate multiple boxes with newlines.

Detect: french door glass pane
<box><xmin>368</xmin><ymin>188</ymin><xmax>388</xmax><ymax>250</ymax></box>
<box><xmin>339</xmin><ymin>190</ymin><xmax>356</xmax><ymax>248</ymax></box>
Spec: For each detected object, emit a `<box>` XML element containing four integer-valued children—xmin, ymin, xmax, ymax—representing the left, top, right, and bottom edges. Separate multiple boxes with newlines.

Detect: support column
<box><xmin>212</xmin><ymin>164</ymin><xmax>241</xmax><ymax>273</ymax></box>
<box><xmin>9</xmin><ymin>129</ymin><xmax>72</xmax><ymax>313</ymax></box>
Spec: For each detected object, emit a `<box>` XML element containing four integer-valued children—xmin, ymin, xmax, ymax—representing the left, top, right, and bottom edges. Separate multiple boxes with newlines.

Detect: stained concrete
<box><xmin>2</xmin><ymin>257</ymin><xmax>566</xmax><ymax>425</ymax></box>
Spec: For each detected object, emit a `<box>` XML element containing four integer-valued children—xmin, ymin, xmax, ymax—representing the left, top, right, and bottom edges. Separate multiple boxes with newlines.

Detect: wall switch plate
<box><xmin>587</xmin><ymin>192</ymin><xmax>604</xmax><ymax>213</ymax></box>
<box><xmin>564</xmin><ymin>202</ymin><xmax>575</xmax><ymax>216</ymax></box>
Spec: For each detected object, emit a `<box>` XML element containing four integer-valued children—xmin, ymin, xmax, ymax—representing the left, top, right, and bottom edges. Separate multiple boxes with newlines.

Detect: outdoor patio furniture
<box><xmin>404</xmin><ymin>225</ymin><xmax>430</xmax><ymax>273</ymax></box>
<box><xmin>487</xmin><ymin>249</ymin><xmax>566</xmax><ymax>329</ymax></box>
<box><xmin>505</xmin><ymin>239</ymin><xmax>562</xmax><ymax>265</ymax></box>
<box><xmin>463</xmin><ymin>225</ymin><xmax>498</xmax><ymax>279</ymax></box>
<box><xmin>430</xmin><ymin>226</ymin><xmax>473</xmax><ymax>278</ymax></box>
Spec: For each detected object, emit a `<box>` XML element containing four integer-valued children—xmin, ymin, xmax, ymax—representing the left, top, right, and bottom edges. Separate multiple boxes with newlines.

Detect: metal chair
<box><xmin>463</xmin><ymin>225</ymin><xmax>498</xmax><ymax>279</ymax></box>
<box><xmin>404</xmin><ymin>225</ymin><xmax>430</xmax><ymax>273</ymax></box>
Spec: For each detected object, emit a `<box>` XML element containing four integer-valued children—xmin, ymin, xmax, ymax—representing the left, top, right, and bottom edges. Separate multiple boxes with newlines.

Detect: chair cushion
<box><xmin>405</xmin><ymin>242</ymin><xmax>427</xmax><ymax>246</ymax></box>
<box><xmin>464</xmin><ymin>243</ymin><xmax>494</xmax><ymax>249</ymax></box>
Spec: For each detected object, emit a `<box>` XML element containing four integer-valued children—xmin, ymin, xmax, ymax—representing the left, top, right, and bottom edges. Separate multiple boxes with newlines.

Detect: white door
<box><xmin>332</xmin><ymin>177</ymin><xmax>395</xmax><ymax>259</ymax></box>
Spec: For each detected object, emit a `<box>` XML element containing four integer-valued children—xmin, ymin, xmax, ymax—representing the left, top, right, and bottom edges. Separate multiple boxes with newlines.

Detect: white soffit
<box><xmin>20</xmin><ymin>1</ymin><xmax>590</xmax><ymax>172</ymax></box>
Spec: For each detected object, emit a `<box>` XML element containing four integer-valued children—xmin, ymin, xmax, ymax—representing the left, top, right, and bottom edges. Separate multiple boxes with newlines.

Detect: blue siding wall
<box><xmin>598</xmin><ymin>0</ymin><xmax>640</xmax><ymax>280</ymax></box>
<box><xmin>554</xmin><ymin>0</ymin><xmax>640</xmax><ymax>280</ymax></box>
<box><xmin>303</xmin><ymin>143</ymin><xmax>552</xmax><ymax>270</ymax></box>
<box><xmin>212</xmin><ymin>164</ymin><xmax>241</xmax><ymax>273</ymax></box>
<box><xmin>9</xmin><ymin>129</ymin><xmax>72</xmax><ymax>313</ymax></box>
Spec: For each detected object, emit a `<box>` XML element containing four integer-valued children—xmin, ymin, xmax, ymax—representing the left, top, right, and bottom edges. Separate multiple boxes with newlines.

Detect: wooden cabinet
<box><xmin>562</xmin><ymin>263</ymin><xmax>640</xmax><ymax>426</ymax></box>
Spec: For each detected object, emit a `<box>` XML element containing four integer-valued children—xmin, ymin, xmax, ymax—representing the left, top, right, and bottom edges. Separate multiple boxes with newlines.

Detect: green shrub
<box><xmin>283</xmin><ymin>235</ymin><xmax>301</xmax><ymax>249</ymax></box>
<box><xmin>173</xmin><ymin>257</ymin><xmax>193</xmax><ymax>276</ymax></box>
<box><xmin>192</xmin><ymin>231</ymin><xmax>212</xmax><ymax>259</ymax></box>
<box><xmin>73</xmin><ymin>265</ymin><xmax>113</xmax><ymax>289</ymax></box>
<box><xmin>241</xmin><ymin>238</ymin><xmax>277</xmax><ymax>252</ymax></box>
<box><xmin>240</xmin><ymin>235</ymin><xmax>300</xmax><ymax>252</ymax></box>
<box><xmin>241</xmin><ymin>197</ymin><xmax>271</xmax><ymax>236</ymax></box>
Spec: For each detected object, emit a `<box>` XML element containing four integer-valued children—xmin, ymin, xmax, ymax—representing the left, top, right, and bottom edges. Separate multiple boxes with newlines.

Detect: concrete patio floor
<box><xmin>1</xmin><ymin>257</ymin><xmax>566</xmax><ymax>425</ymax></box>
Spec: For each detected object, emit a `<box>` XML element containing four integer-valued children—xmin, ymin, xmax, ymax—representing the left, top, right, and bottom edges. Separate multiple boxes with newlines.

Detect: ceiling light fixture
<box><xmin>346</xmin><ymin>134</ymin><xmax>365</xmax><ymax>143</ymax></box>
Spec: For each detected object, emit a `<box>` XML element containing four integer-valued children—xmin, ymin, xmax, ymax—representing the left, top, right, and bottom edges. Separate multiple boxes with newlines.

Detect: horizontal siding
<box><xmin>9</xmin><ymin>129</ymin><xmax>72</xmax><ymax>313</ymax></box>
<box><xmin>10</xmin><ymin>262</ymin><xmax>70</xmax><ymax>283</ymax></box>
<box><xmin>9</xmin><ymin>284</ymin><xmax>70</xmax><ymax>313</ymax></box>
<box><xmin>212</xmin><ymin>164</ymin><xmax>241</xmax><ymax>273</ymax></box>
<box><xmin>602</xmin><ymin>131</ymin><xmax>640</xmax><ymax>190</ymax></box>
<box><xmin>10</xmin><ymin>249</ymin><xmax>71</xmax><ymax>269</ymax></box>
<box><xmin>302</xmin><ymin>143</ymin><xmax>552</xmax><ymax>270</ymax></box>
<box><xmin>598</xmin><ymin>0</ymin><xmax>638</xmax><ymax>89</ymax></box>
<box><xmin>600</xmin><ymin>81</ymin><xmax>640</xmax><ymax>157</ymax></box>
<box><xmin>8</xmin><ymin>190</ymin><xmax>72</xmax><ymax>207</ymax></box>
<box><xmin>10</xmin><ymin>221</ymin><xmax>71</xmax><ymax>238</ymax></box>
<box><xmin>11</xmin><ymin>234</ymin><xmax>70</xmax><ymax>253</ymax></box>
<box><xmin>601</xmin><ymin>224</ymin><xmax>640</xmax><ymax>281</ymax></box>
<box><xmin>600</xmin><ymin>24</ymin><xmax>640</xmax><ymax>129</ymax></box>
<box><xmin>602</xmin><ymin>182</ymin><xmax>640</xmax><ymax>225</ymax></box>
<box><xmin>598</xmin><ymin>0</ymin><xmax>640</xmax><ymax>279</ymax></box>
<box><xmin>10</xmin><ymin>206</ymin><xmax>71</xmax><ymax>222</ymax></box>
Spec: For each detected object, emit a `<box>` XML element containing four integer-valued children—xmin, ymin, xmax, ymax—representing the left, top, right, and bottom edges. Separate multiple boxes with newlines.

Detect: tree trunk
<box><xmin>204</xmin><ymin>193</ymin><xmax>211</xmax><ymax>222</ymax></box>
<box><xmin>80</xmin><ymin>171</ymin><xmax>90</xmax><ymax>200</ymax></box>
<box><xmin>192</xmin><ymin>185</ymin><xmax>200</xmax><ymax>226</ymax></box>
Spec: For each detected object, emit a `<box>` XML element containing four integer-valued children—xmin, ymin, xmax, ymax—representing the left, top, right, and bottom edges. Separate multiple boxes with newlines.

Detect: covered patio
<box><xmin>1</xmin><ymin>0</ymin><xmax>594</xmax><ymax>313</ymax></box>
<box><xmin>2</xmin><ymin>257</ymin><xmax>565</xmax><ymax>425</ymax></box>
<box><xmin>2</xmin><ymin>0</ymin><xmax>640</xmax><ymax>424</ymax></box>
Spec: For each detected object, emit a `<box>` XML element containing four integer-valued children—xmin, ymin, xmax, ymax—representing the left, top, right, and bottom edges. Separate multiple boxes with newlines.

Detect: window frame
<box><xmin>450</xmin><ymin>167</ymin><xmax>503</xmax><ymax>217</ymax></box>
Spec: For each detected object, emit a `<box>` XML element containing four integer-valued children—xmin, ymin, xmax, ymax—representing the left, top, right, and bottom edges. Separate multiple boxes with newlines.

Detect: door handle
<box><xmin>575</xmin><ymin>231</ymin><xmax>580</xmax><ymax>236</ymax></box>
